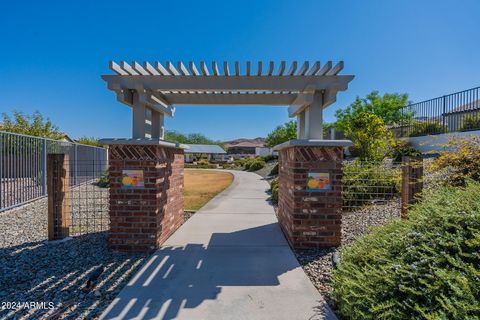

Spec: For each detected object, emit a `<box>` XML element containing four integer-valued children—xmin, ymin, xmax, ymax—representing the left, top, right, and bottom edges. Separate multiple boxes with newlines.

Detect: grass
<box><xmin>184</xmin><ymin>169</ymin><xmax>234</xmax><ymax>211</ymax></box>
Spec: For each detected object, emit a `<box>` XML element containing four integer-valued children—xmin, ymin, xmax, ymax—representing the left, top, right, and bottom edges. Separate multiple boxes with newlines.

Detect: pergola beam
<box><xmin>161</xmin><ymin>92</ymin><xmax>298</xmax><ymax>105</ymax></box>
<box><xmin>102</xmin><ymin>75</ymin><xmax>354</xmax><ymax>92</ymax></box>
<box><xmin>166</xmin><ymin>61</ymin><xmax>180</xmax><ymax>76</ymax></box>
<box><xmin>121</xmin><ymin>61</ymin><xmax>139</xmax><ymax>75</ymax></box>
<box><xmin>155</xmin><ymin>62</ymin><xmax>170</xmax><ymax>75</ymax></box>
<box><xmin>277</xmin><ymin>61</ymin><xmax>286</xmax><ymax>76</ymax></box>
<box><xmin>188</xmin><ymin>61</ymin><xmax>200</xmax><ymax>76</ymax></box>
<box><xmin>200</xmin><ymin>61</ymin><xmax>210</xmax><ymax>76</ymax></box>
<box><xmin>144</xmin><ymin>62</ymin><xmax>160</xmax><ymax>75</ymax></box>
<box><xmin>178</xmin><ymin>62</ymin><xmax>190</xmax><ymax>76</ymax></box>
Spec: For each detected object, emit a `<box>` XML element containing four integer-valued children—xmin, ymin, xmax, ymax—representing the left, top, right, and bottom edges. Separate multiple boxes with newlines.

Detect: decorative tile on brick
<box><xmin>108</xmin><ymin>144</ymin><xmax>185</xmax><ymax>252</ymax></box>
<box><xmin>277</xmin><ymin>146</ymin><xmax>343</xmax><ymax>248</ymax></box>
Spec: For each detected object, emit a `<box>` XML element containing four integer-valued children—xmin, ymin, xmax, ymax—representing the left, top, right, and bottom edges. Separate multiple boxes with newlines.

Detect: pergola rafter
<box><xmin>102</xmin><ymin>60</ymin><xmax>354</xmax><ymax>140</ymax></box>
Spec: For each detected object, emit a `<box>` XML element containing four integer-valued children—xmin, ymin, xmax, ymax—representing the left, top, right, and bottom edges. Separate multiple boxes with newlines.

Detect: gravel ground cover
<box><xmin>293</xmin><ymin>201</ymin><xmax>401</xmax><ymax>301</ymax></box>
<box><xmin>0</xmin><ymin>185</ymin><xmax>149</xmax><ymax>319</ymax></box>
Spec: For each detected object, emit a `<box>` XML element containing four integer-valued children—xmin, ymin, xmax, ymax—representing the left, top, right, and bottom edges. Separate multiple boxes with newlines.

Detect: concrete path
<box><xmin>101</xmin><ymin>170</ymin><xmax>336</xmax><ymax>320</ymax></box>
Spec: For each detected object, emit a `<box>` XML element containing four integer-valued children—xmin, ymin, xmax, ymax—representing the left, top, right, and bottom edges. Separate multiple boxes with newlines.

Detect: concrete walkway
<box><xmin>101</xmin><ymin>170</ymin><xmax>336</xmax><ymax>320</ymax></box>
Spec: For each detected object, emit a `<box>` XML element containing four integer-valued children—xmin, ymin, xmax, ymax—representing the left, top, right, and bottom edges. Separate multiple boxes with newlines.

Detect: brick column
<box><xmin>276</xmin><ymin>142</ymin><xmax>346</xmax><ymax>248</ymax></box>
<box><xmin>107</xmin><ymin>143</ymin><xmax>185</xmax><ymax>252</ymax></box>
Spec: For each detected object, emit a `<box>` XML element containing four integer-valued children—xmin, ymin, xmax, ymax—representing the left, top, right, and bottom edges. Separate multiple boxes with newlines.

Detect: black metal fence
<box><xmin>0</xmin><ymin>131</ymin><xmax>108</xmax><ymax>212</ymax></box>
<box><xmin>392</xmin><ymin>86</ymin><xmax>480</xmax><ymax>137</ymax></box>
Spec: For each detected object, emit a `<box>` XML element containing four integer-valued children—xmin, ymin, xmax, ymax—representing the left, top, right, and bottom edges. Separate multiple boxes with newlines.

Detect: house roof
<box><xmin>184</xmin><ymin>144</ymin><xmax>226</xmax><ymax>154</ymax></box>
<box><xmin>444</xmin><ymin>99</ymin><xmax>480</xmax><ymax>115</ymax></box>
<box><xmin>227</xmin><ymin>141</ymin><xmax>264</xmax><ymax>148</ymax></box>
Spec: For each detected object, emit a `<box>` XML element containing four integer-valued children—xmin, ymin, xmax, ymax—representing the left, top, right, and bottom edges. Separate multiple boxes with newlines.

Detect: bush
<box><xmin>391</xmin><ymin>140</ymin><xmax>421</xmax><ymax>162</ymax></box>
<box><xmin>431</xmin><ymin>137</ymin><xmax>480</xmax><ymax>186</ymax></box>
<box><xmin>342</xmin><ymin>160</ymin><xmax>400</xmax><ymax>209</ymax></box>
<box><xmin>332</xmin><ymin>182</ymin><xmax>480</xmax><ymax>319</ymax></box>
<box><xmin>233</xmin><ymin>159</ymin><xmax>246</xmax><ymax>167</ymax></box>
<box><xmin>243</xmin><ymin>157</ymin><xmax>262</xmax><ymax>170</ymax></box>
<box><xmin>461</xmin><ymin>114</ymin><xmax>480</xmax><ymax>131</ymax></box>
<box><xmin>261</xmin><ymin>155</ymin><xmax>277</xmax><ymax>162</ymax></box>
<box><xmin>96</xmin><ymin>171</ymin><xmax>109</xmax><ymax>188</ymax></box>
<box><xmin>222</xmin><ymin>163</ymin><xmax>235</xmax><ymax>169</ymax></box>
<box><xmin>408</xmin><ymin>121</ymin><xmax>446</xmax><ymax>137</ymax></box>
<box><xmin>185</xmin><ymin>164</ymin><xmax>217</xmax><ymax>169</ymax></box>
<box><xmin>197</xmin><ymin>159</ymin><xmax>210</xmax><ymax>166</ymax></box>
<box><xmin>344</xmin><ymin>111</ymin><xmax>394</xmax><ymax>161</ymax></box>
<box><xmin>270</xmin><ymin>178</ymin><xmax>279</xmax><ymax>204</ymax></box>
<box><xmin>247</xmin><ymin>160</ymin><xmax>266</xmax><ymax>171</ymax></box>
<box><xmin>269</xmin><ymin>163</ymin><xmax>278</xmax><ymax>176</ymax></box>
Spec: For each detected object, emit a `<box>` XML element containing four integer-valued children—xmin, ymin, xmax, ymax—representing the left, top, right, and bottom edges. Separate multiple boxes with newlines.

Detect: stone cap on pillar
<box><xmin>273</xmin><ymin>139</ymin><xmax>353</xmax><ymax>151</ymax></box>
<box><xmin>99</xmin><ymin>138</ymin><xmax>189</xmax><ymax>150</ymax></box>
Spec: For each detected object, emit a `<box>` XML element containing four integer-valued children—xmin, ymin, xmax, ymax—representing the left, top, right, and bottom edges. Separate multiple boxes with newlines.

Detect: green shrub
<box><xmin>343</xmin><ymin>111</ymin><xmax>394</xmax><ymax>161</ymax></box>
<box><xmin>185</xmin><ymin>164</ymin><xmax>217</xmax><ymax>169</ymax></box>
<box><xmin>243</xmin><ymin>157</ymin><xmax>261</xmax><ymax>170</ymax></box>
<box><xmin>391</xmin><ymin>140</ymin><xmax>421</xmax><ymax>162</ymax></box>
<box><xmin>222</xmin><ymin>163</ymin><xmax>234</xmax><ymax>169</ymax></box>
<box><xmin>431</xmin><ymin>137</ymin><xmax>480</xmax><ymax>186</ymax></box>
<box><xmin>342</xmin><ymin>160</ymin><xmax>400</xmax><ymax>209</ymax></box>
<box><xmin>248</xmin><ymin>160</ymin><xmax>266</xmax><ymax>171</ymax></box>
<box><xmin>96</xmin><ymin>171</ymin><xmax>109</xmax><ymax>188</ymax></box>
<box><xmin>233</xmin><ymin>159</ymin><xmax>246</xmax><ymax>167</ymax></box>
<box><xmin>197</xmin><ymin>159</ymin><xmax>209</xmax><ymax>166</ymax></box>
<box><xmin>408</xmin><ymin>121</ymin><xmax>446</xmax><ymax>137</ymax></box>
<box><xmin>332</xmin><ymin>182</ymin><xmax>480</xmax><ymax>319</ymax></box>
<box><xmin>270</xmin><ymin>178</ymin><xmax>279</xmax><ymax>203</ymax></box>
<box><xmin>269</xmin><ymin>163</ymin><xmax>279</xmax><ymax>176</ymax></box>
<box><xmin>261</xmin><ymin>155</ymin><xmax>277</xmax><ymax>162</ymax></box>
<box><xmin>461</xmin><ymin>114</ymin><xmax>480</xmax><ymax>131</ymax></box>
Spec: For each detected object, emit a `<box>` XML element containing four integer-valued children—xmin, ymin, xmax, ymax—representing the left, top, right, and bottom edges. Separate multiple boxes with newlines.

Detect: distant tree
<box><xmin>265</xmin><ymin>120</ymin><xmax>297</xmax><ymax>147</ymax></box>
<box><xmin>77</xmin><ymin>136</ymin><xmax>102</xmax><ymax>147</ymax></box>
<box><xmin>165</xmin><ymin>131</ymin><xmax>224</xmax><ymax>148</ymax></box>
<box><xmin>265</xmin><ymin>120</ymin><xmax>336</xmax><ymax>147</ymax></box>
<box><xmin>164</xmin><ymin>131</ymin><xmax>190</xmax><ymax>144</ymax></box>
<box><xmin>1</xmin><ymin>111</ymin><xmax>63</xmax><ymax>139</ymax></box>
<box><xmin>335</xmin><ymin>91</ymin><xmax>411</xmax><ymax>131</ymax></box>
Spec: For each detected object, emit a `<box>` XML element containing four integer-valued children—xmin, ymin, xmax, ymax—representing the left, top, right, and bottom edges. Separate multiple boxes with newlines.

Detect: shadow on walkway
<box><xmin>102</xmin><ymin>224</ymin><xmax>331</xmax><ymax>320</ymax></box>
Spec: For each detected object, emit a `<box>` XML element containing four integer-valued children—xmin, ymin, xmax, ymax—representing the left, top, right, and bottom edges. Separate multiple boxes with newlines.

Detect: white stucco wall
<box><xmin>403</xmin><ymin>130</ymin><xmax>480</xmax><ymax>153</ymax></box>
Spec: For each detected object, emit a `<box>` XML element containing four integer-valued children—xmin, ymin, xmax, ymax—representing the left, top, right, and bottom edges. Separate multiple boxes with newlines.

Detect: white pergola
<box><xmin>102</xmin><ymin>60</ymin><xmax>354</xmax><ymax>140</ymax></box>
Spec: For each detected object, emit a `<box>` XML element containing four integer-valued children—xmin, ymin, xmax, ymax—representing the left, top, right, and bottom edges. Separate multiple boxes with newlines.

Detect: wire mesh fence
<box><xmin>49</xmin><ymin>157</ymin><xmax>109</xmax><ymax>239</ymax></box>
<box><xmin>0</xmin><ymin>131</ymin><xmax>108</xmax><ymax>212</ymax></box>
<box><xmin>342</xmin><ymin>160</ymin><xmax>402</xmax><ymax>211</ymax></box>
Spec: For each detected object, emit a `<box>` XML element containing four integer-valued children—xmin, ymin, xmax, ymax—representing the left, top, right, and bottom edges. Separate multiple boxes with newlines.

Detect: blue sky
<box><xmin>1</xmin><ymin>0</ymin><xmax>479</xmax><ymax>141</ymax></box>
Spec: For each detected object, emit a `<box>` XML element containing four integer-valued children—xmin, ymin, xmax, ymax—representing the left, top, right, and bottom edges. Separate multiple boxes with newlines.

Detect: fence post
<box><xmin>42</xmin><ymin>139</ymin><xmax>47</xmax><ymax>196</ymax></box>
<box><xmin>47</xmin><ymin>154</ymin><xmax>71</xmax><ymax>240</ymax></box>
<box><xmin>401</xmin><ymin>156</ymin><xmax>423</xmax><ymax>219</ymax></box>
<box><xmin>74</xmin><ymin>144</ymin><xmax>78</xmax><ymax>186</ymax></box>
<box><xmin>442</xmin><ymin>95</ymin><xmax>447</xmax><ymax>133</ymax></box>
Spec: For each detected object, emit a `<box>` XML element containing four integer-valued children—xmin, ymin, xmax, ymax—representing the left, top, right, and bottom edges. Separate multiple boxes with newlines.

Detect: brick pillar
<box><xmin>107</xmin><ymin>144</ymin><xmax>185</xmax><ymax>252</ymax></box>
<box><xmin>277</xmin><ymin>145</ymin><xmax>344</xmax><ymax>248</ymax></box>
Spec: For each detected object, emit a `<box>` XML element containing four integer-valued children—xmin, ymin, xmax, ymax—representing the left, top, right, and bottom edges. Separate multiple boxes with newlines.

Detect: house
<box><xmin>443</xmin><ymin>99</ymin><xmax>480</xmax><ymax>132</ymax></box>
<box><xmin>225</xmin><ymin>141</ymin><xmax>274</xmax><ymax>159</ymax></box>
<box><xmin>184</xmin><ymin>144</ymin><xmax>228</xmax><ymax>163</ymax></box>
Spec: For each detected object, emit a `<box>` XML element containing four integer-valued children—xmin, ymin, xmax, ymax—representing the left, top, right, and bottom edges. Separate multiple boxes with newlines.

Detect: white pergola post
<box><xmin>151</xmin><ymin>110</ymin><xmax>165</xmax><ymax>139</ymax></box>
<box><xmin>297</xmin><ymin>112</ymin><xmax>305</xmax><ymax>139</ymax></box>
<box><xmin>303</xmin><ymin>92</ymin><xmax>324</xmax><ymax>139</ymax></box>
<box><xmin>132</xmin><ymin>91</ymin><xmax>147</xmax><ymax>139</ymax></box>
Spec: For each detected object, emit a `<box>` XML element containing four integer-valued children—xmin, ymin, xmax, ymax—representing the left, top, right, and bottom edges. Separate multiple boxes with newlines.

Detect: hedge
<box><xmin>332</xmin><ymin>181</ymin><xmax>480</xmax><ymax>319</ymax></box>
